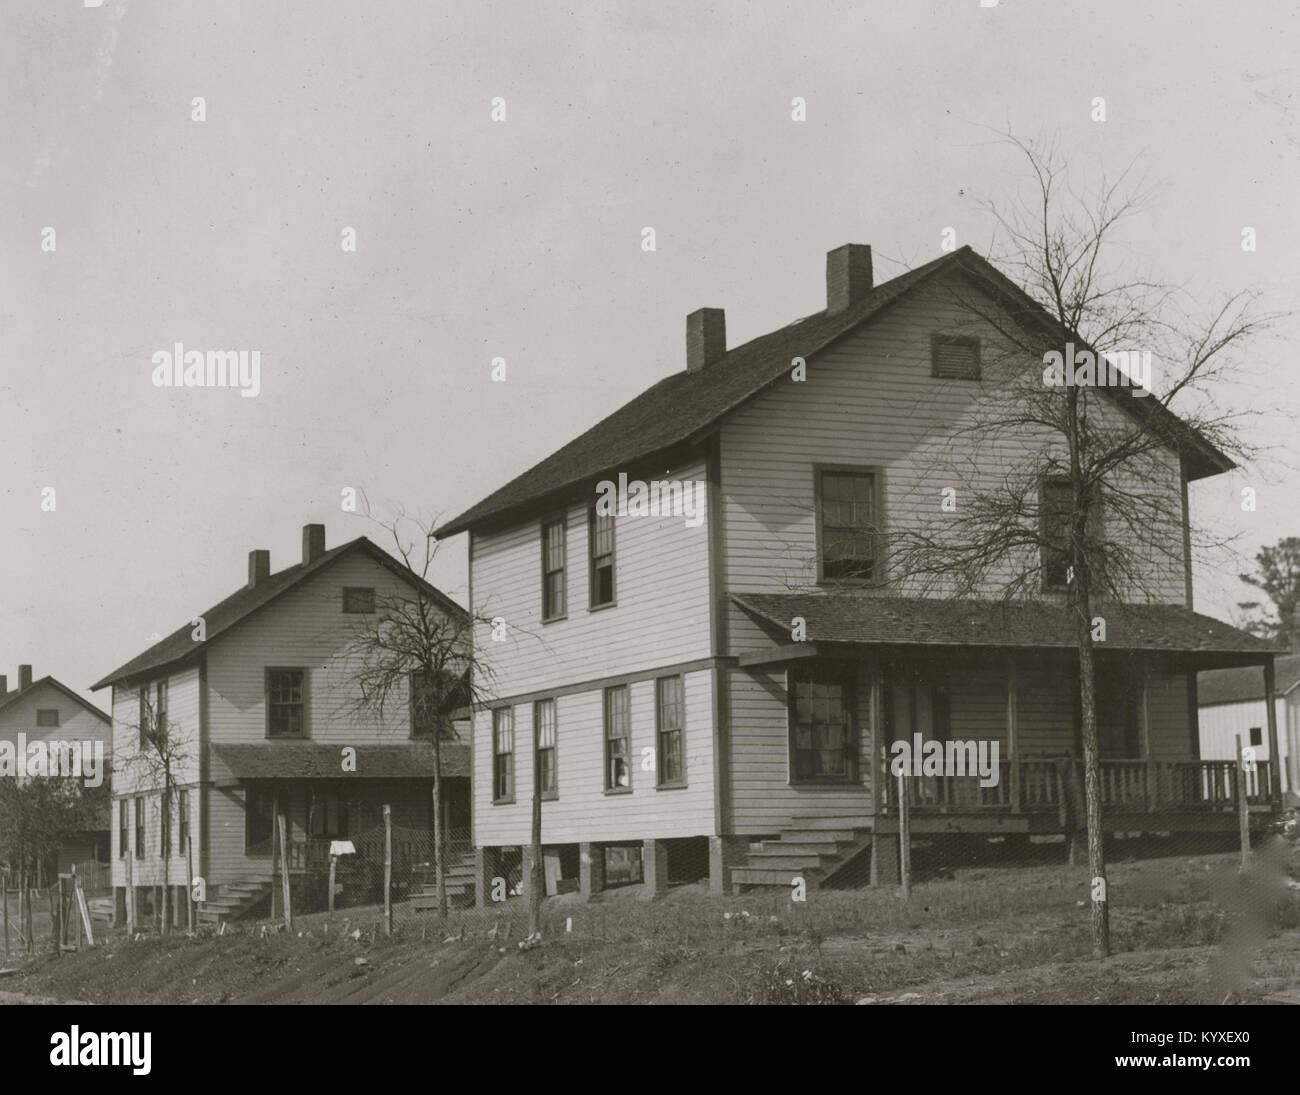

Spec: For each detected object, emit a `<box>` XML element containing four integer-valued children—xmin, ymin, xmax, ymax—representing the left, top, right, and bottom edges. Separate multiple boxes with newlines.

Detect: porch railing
<box><xmin>880</xmin><ymin>752</ymin><xmax>1274</xmax><ymax>814</ymax></box>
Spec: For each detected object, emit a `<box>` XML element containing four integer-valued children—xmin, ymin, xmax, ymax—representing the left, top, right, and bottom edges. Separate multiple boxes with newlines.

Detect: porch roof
<box><xmin>208</xmin><ymin>741</ymin><xmax>471</xmax><ymax>784</ymax></box>
<box><xmin>731</xmin><ymin>593</ymin><xmax>1281</xmax><ymax>659</ymax></box>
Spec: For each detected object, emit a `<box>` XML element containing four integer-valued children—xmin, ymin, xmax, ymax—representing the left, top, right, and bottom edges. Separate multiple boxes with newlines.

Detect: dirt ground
<box><xmin>1</xmin><ymin>848</ymin><xmax>1297</xmax><ymax>1005</ymax></box>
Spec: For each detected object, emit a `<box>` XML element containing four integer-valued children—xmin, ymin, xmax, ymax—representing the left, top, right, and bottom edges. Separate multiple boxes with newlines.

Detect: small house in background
<box><xmin>1198</xmin><ymin>650</ymin><xmax>1299</xmax><ymax>800</ymax></box>
<box><xmin>0</xmin><ymin>664</ymin><xmax>114</xmax><ymax>884</ymax></box>
<box><xmin>92</xmin><ymin>524</ymin><xmax>471</xmax><ymax>926</ymax></box>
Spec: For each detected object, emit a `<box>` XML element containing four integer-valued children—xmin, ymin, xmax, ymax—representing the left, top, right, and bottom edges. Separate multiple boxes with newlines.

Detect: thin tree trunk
<box><xmin>1068</xmin><ymin>397</ymin><xmax>1110</xmax><ymax>958</ymax></box>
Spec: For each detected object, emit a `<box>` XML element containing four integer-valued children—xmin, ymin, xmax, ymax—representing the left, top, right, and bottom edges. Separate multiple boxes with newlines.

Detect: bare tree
<box><xmin>340</xmin><ymin>509</ymin><xmax>498</xmax><ymax>920</ymax></box>
<box><xmin>113</xmin><ymin>687</ymin><xmax>190</xmax><ymax>936</ymax></box>
<box><xmin>885</xmin><ymin>133</ymin><xmax>1278</xmax><ymax>956</ymax></box>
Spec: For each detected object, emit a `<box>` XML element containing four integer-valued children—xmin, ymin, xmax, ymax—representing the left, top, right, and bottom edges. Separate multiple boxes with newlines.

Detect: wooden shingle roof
<box><xmin>1198</xmin><ymin>654</ymin><xmax>1300</xmax><ymax>705</ymax></box>
<box><xmin>434</xmin><ymin>246</ymin><xmax>1233</xmax><ymax>538</ymax></box>
<box><xmin>731</xmin><ymin>592</ymin><xmax>1280</xmax><ymax>657</ymax></box>
<box><xmin>92</xmin><ymin>537</ymin><xmax>465</xmax><ymax>691</ymax></box>
<box><xmin>208</xmin><ymin>741</ymin><xmax>471</xmax><ymax>783</ymax></box>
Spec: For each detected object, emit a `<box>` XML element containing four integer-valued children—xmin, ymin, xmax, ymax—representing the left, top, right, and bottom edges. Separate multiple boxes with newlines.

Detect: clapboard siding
<box><xmin>720</xmin><ymin>273</ymin><xmax>1187</xmax><ymax>632</ymax></box>
<box><xmin>473</xmin><ymin>669</ymin><xmax>715</xmax><ymax>846</ymax></box>
<box><xmin>1145</xmin><ymin>668</ymin><xmax>1192</xmax><ymax>760</ymax></box>
<box><xmin>727</xmin><ymin>666</ymin><xmax>873</xmax><ymax>834</ymax></box>
<box><xmin>1198</xmin><ymin>697</ymin><xmax>1292</xmax><ymax>792</ymax></box>
<box><xmin>205</xmin><ymin>552</ymin><xmax>426</xmax><ymax>744</ymax></box>
<box><xmin>110</xmin><ymin>665</ymin><xmax>201</xmax><ymax>893</ymax></box>
<box><xmin>1017</xmin><ymin>669</ymin><xmax>1077</xmax><ymax>755</ymax></box>
<box><xmin>471</xmin><ymin>459</ymin><xmax>712</xmax><ymax>702</ymax></box>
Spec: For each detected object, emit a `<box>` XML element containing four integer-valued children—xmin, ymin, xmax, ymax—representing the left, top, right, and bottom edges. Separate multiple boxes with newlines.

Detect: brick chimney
<box><xmin>0</xmin><ymin>674</ymin><xmax>7</xmax><ymax>695</ymax></box>
<box><xmin>1291</xmin><ymin>604</ymin><xmax>1300</xmax><ymax>655</ymax></box>
<box><xmin>826</xmin><ymin>244</ymin><xmax>873</xmax><ymax>315</ymax></box>
<box><xmin>248</xmin><ymin>550</ymin><xmax>270</xmax><ymax>588</ymax></box>
<box><xmin>302</xmin><ymin>524</ymin><xmax>326</xmax><ymax>565</ymax></box>
<box><xmin>686</xmin><ymin>308</ymin><xmax>726</xmax><ymax>372</ymax></box>
<box><xmin>18</xmin><ymin>664</ymin><xmax>32</xmax><ymax>691</ymax></box>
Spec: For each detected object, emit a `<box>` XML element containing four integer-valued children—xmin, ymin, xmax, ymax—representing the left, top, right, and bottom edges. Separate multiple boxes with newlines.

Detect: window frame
<box><xmin>35</xmin><ymin>708</ymin><xmax>59</xmax><ymax>727</ymax></box>
<box><xmin>138</xmin><ymin>687</ymin><xmax>148</xmax><ymax>750</ymax></box>
<box><xmin>930</xmin><ymin>333</ymin><xmax>982</xmax><ymax>380</ymax></box>
<box><xmin>1039</xmin><ymin>475</ymin><xmax>1074</xmax><ymax>592</ymax></box>
<box><xmin>603</xmin><ymin>684</ymin><xmax>632</xmax><ymax>793</ymax></box>
<box><xmin>534</xmin><ymin>698</ymin><xmax>558</xmax><ymax>800</ymax></box>
<box><xmin>342</xmin><ymin>586</ymin><xmax>376</xmax><ymax>614</ymax></box>
<box><xmin>787</xmin><ymin>664</ymin><xmax>858</xmax><ymax>785</ymax></box>
<box><xmin>1248</xmin><ymin>726</ymin><xmax>1263</xmax><ymax>748</ymax></box>
<box><xmin>178</xmin><ymin>789</ymin><xmax>190</xmax><ymax>856</ymax></box>
<box><xmin>814</xmin><ymin>464</ymin><xmax>886</xmax><ymax>586</ymax></box>
<box><xmin>119</xmin><ymin>800</ymin><xmax>128</xmax><ymax>860</ymax></box>
<box><xmin>655</xmin><ymin>675</ymin><xmax>686</xmax><ymax>789</ymax></box>
<box><xmin>134</xmin><ymin>796</ymin><xmax>145</xmax><ymax>859</ymax></box>
<box><xmin>160</xmin><ymin>790</ymin><xmax>170</xmax><ymax>858</ymax></box>
<box><xmin>588</xmin><ymin>507</ymin><xmax>617</xmax><ymax>610</ymax></box>
<box><xmin>492</xmin><ymin>706</ymin><xmax>516</xmax><ymax>804</ymax></box>
<box><xmin>540</xmin><ymin>515</ymin><xmax>568</xmax><ymax>623</ymax></box>
<box><xmin>265</xmin><ymin>667</ymin><xmax>309</xmax><ymax>739</ymax></box>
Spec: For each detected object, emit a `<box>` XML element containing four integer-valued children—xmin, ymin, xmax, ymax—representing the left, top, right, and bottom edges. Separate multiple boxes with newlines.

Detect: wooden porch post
<box><xmin>1006</xmin><ymin>655</ymin><xmax>1020</xmax><ymax>813</ymax></box>
<box><xmin>867</xmin><ymin>657</ymin><xmax>882</xmax><ymax>816</ymax></box>
<box><xmin>269</xmin><ymin>787</ymin><xmax>279</xmax><ymax>921</ymax></box>
<box><xmin>1139</xmin><ymin>665</ymin><xmax>1155</xmax><ymax>812</ymax></box>
<box><xmin>1263</xmin><ymin>658</ymin><xmax>1282</xmax><ymax>802</ymax></box>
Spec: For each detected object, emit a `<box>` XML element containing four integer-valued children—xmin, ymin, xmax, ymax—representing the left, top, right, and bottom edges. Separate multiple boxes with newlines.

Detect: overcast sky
<box><xmin>2</xmin><ymin>0</ymin><xmax>1297</xmax><ymax>711</ymax></box>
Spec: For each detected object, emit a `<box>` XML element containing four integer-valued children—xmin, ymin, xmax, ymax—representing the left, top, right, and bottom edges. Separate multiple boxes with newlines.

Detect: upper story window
<box><xmin>35</xmin><ymin>708</ymin><xmax>59</xmax><ymax>727</ymax></box>
<box><xmin>342</xmin><ymin>586</ymin><xmax>375</xmax><ymax>614</ymax></box>
<box><xmin>139</xmin><ymin>681</ymin><xmax>168</xmax><ymax>749</ymax></box>
<box><xmin>266</xmin><ymin>668</ymin><xmax>307</xmax><ymax>737</ymax></box>
<box><xmin>589</xmin><ymin>509</ymin><xmax>616</xmax><ymax>608</ymax></box>
<box><xmin>541</xmin><ymin>517</ymin><xmax>567</xmax><ymax>621</ymax></box>
<box><xmin>931</xmin><ymin>334</ymin><xmax>981</xmax><ymax>380</ymax></box>
<box><xmin>817</xmin><ymin>468</ymin><xmax>882</xmax><ymax>583</ymax></box>
<box><xmin>1040</xmin><ymin>476</ymin><xmax>1073</xmax><ymax>591</ymax></box>
<box><xmin>179</xmin><ymin>789</ymin><xmax>190</xmax><ymax>853</ymax></box>
<box><xmin>492</xmin><ymin>707</ymin><xmax>515</xmax><ymax>802</ymax></box>
<box><xmin>119</xmin><ymin>800</ymin><xmax>128</xmax><ymax>859</ymax></box>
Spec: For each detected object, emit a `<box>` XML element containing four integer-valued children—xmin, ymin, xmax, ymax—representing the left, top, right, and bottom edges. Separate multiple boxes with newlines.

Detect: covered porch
<box><xmin>733</xmin><ymin>593</ymin><xmax>1285</xmax><ymax>831</ymax></box>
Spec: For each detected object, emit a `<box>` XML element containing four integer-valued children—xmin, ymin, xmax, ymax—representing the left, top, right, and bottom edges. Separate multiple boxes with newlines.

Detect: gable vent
<box><xmin>931</xmin><ymin>334</ymin><xmax>981</xmax><ymax>380</ymax></box>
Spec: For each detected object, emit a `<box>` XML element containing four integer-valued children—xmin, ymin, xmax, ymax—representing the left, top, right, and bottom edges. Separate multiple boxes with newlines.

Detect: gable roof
<box><xmin>434</xmin><ymin>246</ymin><xmax>1233</xmax><ymax>538</ymax></box>
<box><xmin>91</xmin><ymin>537</ymin><xmax>466</xmax><ymax>692</ymax></box>
<box><xmin>731</xmin><ymin>592</ymin><xmax>1280</xmax><ymax>657</ymax></box>
<box><xmin>0</xmin><ymin>676</ymin><xmax>112</xmax><ymax>724</ymax></box>
<box><xmin>1197</xmin><ymin>653</ymin><xmax>1300</xmax><ymax>705</ymax></box>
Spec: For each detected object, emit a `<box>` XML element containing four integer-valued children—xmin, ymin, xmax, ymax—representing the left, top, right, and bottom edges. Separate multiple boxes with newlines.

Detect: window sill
<box><xmin>541</xmin><ymin>614</ymin><xmax>568</xmax><ymax>625</ymax></box>
<box><xmin>815</xmin><ymin>577</ymin><xmax>885</xmax><ymax>589</ymax></box>
<box><xmin>789</xmin><ymin>777</ymin><xmax>862</xmax><ymax>788</ymax></box>
<box><xmin>603</xmin><ymin>787</ymin><xmax>633</xmax><ymax>796</ymax></box>
<box><xmin>265</xmin><ymin>734</ymin><xmax>310</xmax><ymax>741</ymax></box>
<box><xmin>588</xmin><ymin>601</ymin><xmax>618</xmax><ymax>613</ymax></box>
<box><xmin>655</xmin><ymin>781</ymin><xmax>688</xmax><ymax>791</ymax></box>
<box><xmin>492</xmin><ymin>796</ymin><xmax>516</xmax><ymax>806</ymax></box>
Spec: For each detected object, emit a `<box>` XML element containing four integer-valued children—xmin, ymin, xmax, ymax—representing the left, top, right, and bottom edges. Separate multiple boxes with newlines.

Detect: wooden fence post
<box><xmin>270</xmin><ymin>788</ymin><xmax>279</xmax><ymax>922</ymax></box>
<box><xmin>185</xmin><ymin>836</ymin><xmax>195</xmax><ymax>931</ymax></box>
<box><xmin>1235</xmin><ymin>734</ymin><xmax>1250</xmax><ymax>870</ymax></box>
<box><xmin>125</xmin><ymin>856</ymin><xmax>135</xmax><ymax>936</ymax></box>
<box><xmin>898</xmin><ymin>771</ymin><xmax>911</xmax><ymax>900</ymax></box>
<box><xmin>383</xmin><ymin>805</ymin><xmax>393</xmax><ymax>937</ymax></box>
<box><xmin>328</xmin><ymin>854</ymin><xmax>337</xmax><ymax>919</ymax></box>
<box><xmin>277</xmin><ymin>810</ymin><xmax>293</xmax><ymax>933</ymax></box>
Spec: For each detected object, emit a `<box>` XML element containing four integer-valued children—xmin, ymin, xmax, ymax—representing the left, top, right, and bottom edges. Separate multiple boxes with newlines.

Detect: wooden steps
<box><xmin>197</xmin><ymin>879</ymin><xmax>272</xmax><ymax>925</ymax></box>
<box><xmin>409</xmin><ymin>853</ymin><xmax>477</xmax><ymax>910</ymax></box>
<box><xmin>731</xmin><ymin>814</ymin><xmax>875</xmax><ymax>892</ymax></box>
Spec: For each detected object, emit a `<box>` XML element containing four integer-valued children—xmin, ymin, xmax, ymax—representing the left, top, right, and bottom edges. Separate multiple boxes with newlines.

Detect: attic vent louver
<box><xmin>931</xmin><ymin>334</ymin><xmax>981</xmax><ymax>380</ymax></box>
